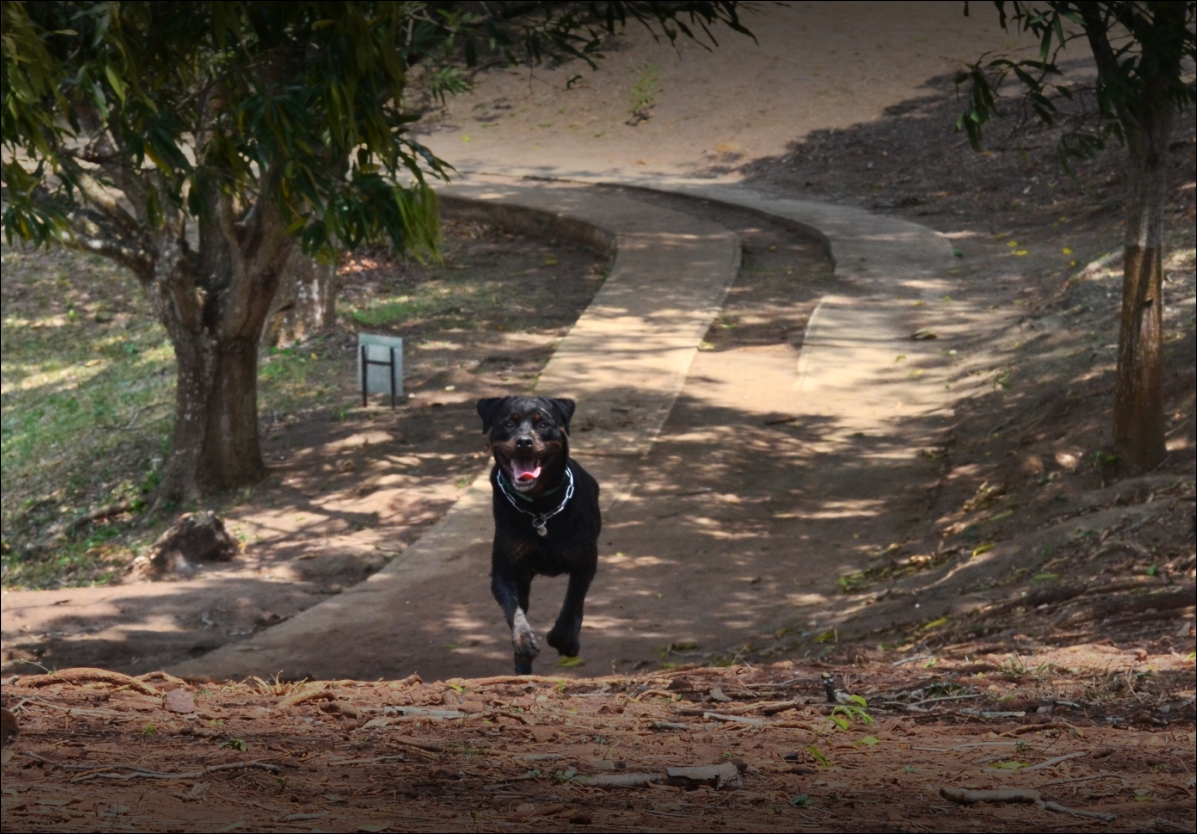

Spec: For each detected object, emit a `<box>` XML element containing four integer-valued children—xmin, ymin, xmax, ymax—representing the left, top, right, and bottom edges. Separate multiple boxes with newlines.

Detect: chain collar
<box><xmin>496</xmin><ymin>466</ymin><xmax>575</xmax><ymax>537</ymax></box>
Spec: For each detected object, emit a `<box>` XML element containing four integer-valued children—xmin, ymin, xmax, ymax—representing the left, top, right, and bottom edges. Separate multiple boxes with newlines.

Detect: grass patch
<box><xmin>3</xmin><ymin>223</ymin><xmax>609</xmax><ymax>589</ymax></box>
<box><xmin>0</xmin><ymin>244</ymin><xmax>352</xmax><ymax>587</ymax></box>
<box><xmin>1</xmin><ymin>244</ymin><xmax>176</xmax><ymax>587</ymax></box>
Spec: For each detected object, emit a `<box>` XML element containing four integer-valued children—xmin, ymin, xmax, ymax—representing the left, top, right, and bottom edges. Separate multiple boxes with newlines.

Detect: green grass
<box><xmin>3</xmin><ymin>226</ymin><xmax>608</xmax><ymax>588</ymax></box>
<box><xmin>0</xmin><ymin>244</ymin><xmax>351</xmax><ymax>587</ymax></box>
<box><xmin>1</xmin><ymin>244</ymin><xmax>178</xmax><ymax>585</ymax></box>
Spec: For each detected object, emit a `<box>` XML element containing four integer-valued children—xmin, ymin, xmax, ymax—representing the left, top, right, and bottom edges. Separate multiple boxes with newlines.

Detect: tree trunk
<box><xmin>1113</xmin><ymin>93</ymin><xmax>1173</xmax><ymax>473</ymax></box>
<box><xmin>159</xmin><ymin>332</ymin><xmax>267</xmax><ymax>502</ymax></box>
<box><xmin>262</xmin><ymin>251</ymin><xmax>339</xmax><ymax>347</ymax></box>
<box><xmin>150</xmin><ymin>212</ymin><xmax>292</xmax><ymax>504</ymax></box>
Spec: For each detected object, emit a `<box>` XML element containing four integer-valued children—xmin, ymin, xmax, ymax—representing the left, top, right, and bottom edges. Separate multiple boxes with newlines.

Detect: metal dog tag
<box><xmin>534</xmin><ymin>517</ymin><xmax>548</xmax><ymax>537</ymax></box>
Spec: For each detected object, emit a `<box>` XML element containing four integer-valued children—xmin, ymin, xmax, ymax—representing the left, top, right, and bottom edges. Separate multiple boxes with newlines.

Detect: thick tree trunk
<box><xmin>149</xmin><ymin>210</ymin><xmax>292</xmax><ymax>504</ymax></box>
<box><xmin>159</xmin><ymin>333</ymin><xmax>267</xmax><ymax>502</ymax></box>
<box><xmin>1113</xmin><ymin>98</ymin><xmax>1172</xmax><ymax>473</ymax></box>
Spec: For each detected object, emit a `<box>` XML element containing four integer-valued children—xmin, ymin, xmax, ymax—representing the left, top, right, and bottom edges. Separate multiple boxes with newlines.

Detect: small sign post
<box><xmin>357</xmin><ymin>334</ymin><xmax>403</xmax><ymax>408</ymax></box>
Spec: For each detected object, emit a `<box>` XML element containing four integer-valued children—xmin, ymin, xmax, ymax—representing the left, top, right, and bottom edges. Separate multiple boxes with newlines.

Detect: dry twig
<box><xmin>940</xmin><ymin>787</ymin><xmax>1116</xmax><ymax>822</ymax></box>
<box><xmin>1021</xmin><ymin>751</ymin><xmax>1087</xmax><ymax>771</ymax></box>
<box><xmin>71</xmin><ymin>761</ymin><xmax>281</xmax><ymax>782</ymax></box>
<box><xmin>21</xmin><ymin>668</ymin><xmax>159</xmax><ymax>696</ymax></box>
<box><xmin>1002</xmin><ymin>721</ymin><xmax>1083</xmax><ymax>737</ymax></box>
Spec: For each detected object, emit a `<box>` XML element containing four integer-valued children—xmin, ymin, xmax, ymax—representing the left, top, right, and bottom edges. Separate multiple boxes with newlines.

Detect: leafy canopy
<box><xmin>1</xmin><ymin>2</ymin><xmax>752</xmax><ymax>270</ymax></box>
<box><xmin>1</xmin><ymin>2</ymin><xmax>455</xmax><ymax>268</ymax></box>
<box><xmin>956</xmin><ymin>1</ymin><xmax>1196</xmax><ymax>159</ymax></box>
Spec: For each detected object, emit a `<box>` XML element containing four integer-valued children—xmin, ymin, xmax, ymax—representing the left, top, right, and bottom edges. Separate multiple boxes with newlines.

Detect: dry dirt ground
<box><xmin>1</xmin><ymin>655</ymin><xmax>1194</xmax><ymax>833</ymax></box>
<box><xmin>2</xmin><ymin>3</ymin><xmax>1194</xmax><ymax>831</ymax></box>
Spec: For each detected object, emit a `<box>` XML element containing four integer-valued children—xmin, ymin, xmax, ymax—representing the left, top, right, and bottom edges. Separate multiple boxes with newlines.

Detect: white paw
<box><xmin>512</xmin><ymin>609</ymin><xmax>540</xmax><ymax>658</ymax></box>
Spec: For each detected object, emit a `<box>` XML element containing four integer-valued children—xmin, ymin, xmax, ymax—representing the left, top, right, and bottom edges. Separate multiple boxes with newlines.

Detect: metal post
<box><xmin>388</xmin><ymin>346</ymin><xmax>396</xmax><ymax>409</ymax></box>
<box><xmin>360</xmin><ymin>343</ymin><xmax>368</xmax><ymax>408</ymax></box>
<box><xmin>361</xmin><ymin>343</ymin><xmax>400</xmax><ymax>410</ymax></box>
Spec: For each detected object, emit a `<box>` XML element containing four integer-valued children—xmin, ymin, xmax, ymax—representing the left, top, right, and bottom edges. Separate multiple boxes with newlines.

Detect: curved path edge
<box><xmin>171</xmin><ymin>179</ymin><xmax>741</xmax><ymax>680</ymax></box>
<box><xmin>171</xmin><ymin>173</ymin><xmax>962</xmax><ymax>680</ymax></box>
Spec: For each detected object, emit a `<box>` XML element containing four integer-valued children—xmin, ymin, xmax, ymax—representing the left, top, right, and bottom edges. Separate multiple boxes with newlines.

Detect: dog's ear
<box><xmin>549</xmin><ymin>398</ymin><xmax>576</xmax><ymax>433</ymax></box>
<box><xmin>477</xmin><ymin>397</ymin><xmax>505</xmax><ymax>434</ymax></box>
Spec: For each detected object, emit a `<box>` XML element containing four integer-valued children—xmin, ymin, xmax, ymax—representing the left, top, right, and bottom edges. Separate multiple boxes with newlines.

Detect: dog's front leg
<box><xmin>492</xmin><ymin>570</ymin><xmax>539</xmax><ymax>674</ymax></box>
<box><xmin>546</xmin><ymin>563</ymin><xmax>595</xmax><ymax>658</ymax></box>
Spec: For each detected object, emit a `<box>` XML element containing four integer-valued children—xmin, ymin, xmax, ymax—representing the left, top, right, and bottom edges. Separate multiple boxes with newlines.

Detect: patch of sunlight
<box><xmin>795</xmin><ymin>500</ymin><xmax>886</xmax><ymax>520</ymax></box>
<box><xmin>788</xmin><ymin>593</ymin><xmax>829</xmax><ymax>606</ymax></box>
<box><xmin>606</xmin><ymin>553</ymin><xmax>675</xmax><ymax>568</ymax></box>
<box><xmin>116</xmin><ymin>614</ymin><xmax>188</xmax><ymax>634</ymax></box>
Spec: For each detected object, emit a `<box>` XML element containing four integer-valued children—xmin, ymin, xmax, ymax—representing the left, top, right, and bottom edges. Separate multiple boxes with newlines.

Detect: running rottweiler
<box><xmin>477</xmin><ymin>396</ymin><xmax>600</xmax><ymax>674</ymax></box>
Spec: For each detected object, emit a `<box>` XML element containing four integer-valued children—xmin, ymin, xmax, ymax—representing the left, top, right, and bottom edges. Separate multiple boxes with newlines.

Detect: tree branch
<box><xmin>56</xmin><ymin>155</ymin><xmax>143</xmax><ymax>238</ymax></box>
<box><xmin>62</xmin><ymin>223</ymin><xmax>152</xmax><ymax>279</ymax></box>
<box><xmin>74</xmin><ymin>107</ymin><xmax>150</xmax><ymax>215</ymax></box>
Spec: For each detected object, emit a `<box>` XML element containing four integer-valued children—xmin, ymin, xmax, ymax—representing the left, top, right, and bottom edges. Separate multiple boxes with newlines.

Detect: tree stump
<box><xmin>143</xmin><ymin>512</ymin><xmax>238</xmax><ymax>576</ymax></box>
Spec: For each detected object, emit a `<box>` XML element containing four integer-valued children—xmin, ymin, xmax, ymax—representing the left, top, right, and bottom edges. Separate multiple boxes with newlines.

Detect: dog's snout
<box><xmin>515</xmin><ymin>436</ymin><xmax>534</xmax><ymax>452</ymax></box>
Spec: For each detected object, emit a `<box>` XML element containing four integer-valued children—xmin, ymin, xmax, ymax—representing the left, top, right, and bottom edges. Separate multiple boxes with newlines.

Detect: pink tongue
<box><xmin>512</xmin><ymin>460</ymin><xmax>542</xmax><ymax>482</ymax></box>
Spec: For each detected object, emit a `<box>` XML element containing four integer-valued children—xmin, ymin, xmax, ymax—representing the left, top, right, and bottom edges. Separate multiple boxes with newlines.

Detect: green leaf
<box><xmin>806</xmin><ymin>745</ymin><xmax>830</xmax><ymax>766</ymax></box>
<box><xmin>103</xmin><ymin>63</ymin><xmax>126</xmax><ymax>105</ymax></box>
<box><xmin>788</xmin><ymin>794</ymin><xmax>811</xmax><ymax>806</ymax></box>
<box><xmin>857</xmin><ymin>735</ymin><xmax>880</xmax><ymax>747</ymax></box>
<box><xmin>990</xmin><ymin>760</ymin><xmax>1027</xmax><ymax>771</ymax></box>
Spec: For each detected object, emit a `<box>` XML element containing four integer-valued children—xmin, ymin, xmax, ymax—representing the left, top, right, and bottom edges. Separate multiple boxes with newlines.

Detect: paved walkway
<box><xmin>167</xmin><ymin>172</ymin><xmax>964</xmax><ymax>681</ymax></box>
<box><xmin>172</xmin><ymin>180</ymin><xmax>742</xmax><ymax>680</ymax></box>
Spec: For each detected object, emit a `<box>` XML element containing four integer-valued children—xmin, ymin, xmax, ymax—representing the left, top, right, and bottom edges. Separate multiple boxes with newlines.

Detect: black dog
<box><xmin>477</xmin><ymin>396</ymin><xmax>600</xmax><ymax>674</ymax></box>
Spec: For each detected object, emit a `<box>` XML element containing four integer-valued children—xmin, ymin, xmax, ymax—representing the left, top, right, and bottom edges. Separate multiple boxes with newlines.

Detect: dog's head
<box><xmin>477</xmin><ymin>396</ymin><xmax>575</xmax><ymax>495</ymax></box>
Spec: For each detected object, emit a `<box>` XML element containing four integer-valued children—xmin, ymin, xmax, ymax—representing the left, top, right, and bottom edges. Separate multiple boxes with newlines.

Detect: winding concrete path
<box><xmin>172</xmin><ymin>180</ymin><xmax>742</xmax><ymax>680</ymax></box>
<box><xmin>2</xmin><ymin>173</ymin><xmax>962</xmax><ymax>680</ymax></box>
<box><xmin>165</xmin><ymin>172</ymin><xmax>964</xmax><ymax>681</ymax></box>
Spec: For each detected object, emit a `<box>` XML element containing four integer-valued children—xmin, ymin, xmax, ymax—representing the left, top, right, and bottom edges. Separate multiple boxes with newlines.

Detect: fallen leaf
<box><xmin>556</xmin><ymin>657</ymin><xmax>585</xmax><ymax>668</ymax></box>
<box><xmin>163</xmin><ymin>688</ymin><xmax>195</xmax><ymax>714</ymax></box>
<box><xmin>529</xmin><ymin>727</ymin><xmax>558</xmax><ymax>743</ymax></box>
<box><xmin>911</xmin><ymin>329</ymin><xmax>937</xmax><ymax>341</ymax></box>
<box><xmin>1061</xmin><ymin>247</ymin><xmax>1073</xmax><ymax>254</ymax></box>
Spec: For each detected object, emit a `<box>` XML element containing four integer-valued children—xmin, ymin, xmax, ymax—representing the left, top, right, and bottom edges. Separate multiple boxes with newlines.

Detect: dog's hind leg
<box><xmin>546</xmin><ymin>563</ymin><xmax>595</xmax><ymax>658</ymax></box>
<box><xmin>492</xmin><ymin>570</ymin><xmax>539</xmax><ymax>673</ymax></box>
